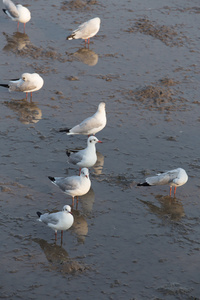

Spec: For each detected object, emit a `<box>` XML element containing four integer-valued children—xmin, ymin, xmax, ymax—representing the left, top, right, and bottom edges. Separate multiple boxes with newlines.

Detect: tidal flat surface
<box><xmin>0</xmin><ymin>0</ymin><xmax>200</xmax><ymax>299</ymax></box>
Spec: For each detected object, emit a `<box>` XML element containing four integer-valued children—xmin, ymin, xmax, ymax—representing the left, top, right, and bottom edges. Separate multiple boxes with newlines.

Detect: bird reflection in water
<box><xmin>140</xmin><ymin>195</ymin><xmax>185</xmax><ymax>222</ymax></box>
<box><xmin>79</xmin><ymin>187</ymin><xmax>95</xmax><ymax>216</ymax></box>
<box><xmin>4</xmin><ymin>99</ymin><xmax>42</xmax><ymax>124</ymax></box>
<box><xmin>71</xmin><ymin>208</ymin><xmax>88</xmax><ymax>244</ymax></box>
<box><xmin>92</xmin><ymin>151</ymin><xmax>104</xmax><ymax>175</ymax></box>
<box><xmin>33</xmin><ymin>238</ymin><xmax>86</xmax><ymax>274</ymax></box>
<box><xmin>2</xmin><ymin>31</ymin><xmax>31</xmax><ymax>52</ymax></box>
<box><xmin>72</xmin><ymin>47</ymin><xmax>98</xmax><ymax>66</ymax></box>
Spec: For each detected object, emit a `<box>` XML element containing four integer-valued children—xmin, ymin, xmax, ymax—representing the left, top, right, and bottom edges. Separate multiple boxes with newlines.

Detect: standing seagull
<box><xmin>66</xmin><ymin>136</ymin><xmax>102</xmax><ymax>173</ymax></box>
<box><xmin>67</xmin><ymin>17</ymin><xmax>101</xmax><ymax>45</ymax></box>
<box><xmin>2</xmin><ymin>0</ymin><xmax>31</xmax><ymax>32</ymax></box>
<box><xmin>59</xmin><ymin>102</ymin><xmax>106</xmax><ymax>136</ymax></box>
<box><xmin>137</xmin><ymin>168</ymin><xmax>188</xmax><ymax>197</ymax></box>
<box><xmin>0</xmin><ymin>73</ymin><xmax>44</xmax><ymax>100</ymax></box>
<box><xmin>37</xmin><ymin>205</ymin><xmax>74</xmax><ymax>242</ymax></box>
<box><xmin>48</xmin><ymin>168</ymin><xmax>91</xmax><ymax>207</ymax></box>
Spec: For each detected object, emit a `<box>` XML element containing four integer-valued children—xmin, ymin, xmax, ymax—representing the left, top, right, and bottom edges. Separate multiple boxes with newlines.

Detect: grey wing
<box><xmin>73</xmin><ymin>116</ymin><xmax>102</xmax><ymax>134</ymax></box>
<box><xmin>146</xmin><ymin>171</ymin><xmax>176</xmax><ymax>185</ymax></box>
<box><xmin>69</xmin><ymin>151</ymin><xmax>84</xmax><ymax>165</ymax></box>
<box><xmin>3</xmin><ymin>0</ymin><xmax>19</xmax><ymax>18</ymax></box>
<box><xmin>56</xmin><ymin>176</ymin><xmax>79</xmax><ymax>191</ymax></box>
<box><xmin>41</xmin><ymin>212</ymin><xmax>59</xmax><ymax>225</ymax></box>
<box><xmin>74</xmin><ymin>21</ymin><xmax>88</xmax><ymax>33</ymax></box>
<box><xmin>9</xmin><ymin>80</ymin><xmax>37</xmax><ymax>92</ymax></box>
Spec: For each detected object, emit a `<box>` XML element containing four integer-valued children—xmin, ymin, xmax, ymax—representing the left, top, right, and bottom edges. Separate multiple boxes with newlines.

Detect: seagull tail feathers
<box><xmin>48</xmin><ymin>176</ymin><xmax>55</xmax><ymax>182</ymax></box>
<box><xmin>59</xmin><ymin>127</ymin><xmax>70</xmax><ymax>133</ymax></box>
<box><xmin>0</xmin><ymin>84</ymin><xmax>9</xmax><ymax>88</ymax></box>
<box><xmin>137</xmin><ymin>182</ymin><xmax>151</xmax><ymax>187</ymax></box>
<box><xmin>66</xmin><ymin>34</ymin><xmax>75</xmax><ymax>40</ymax></box>
<box><xmin>37</xmin><ymin>211</ymin><xmax>42</xmax><ymax>218</ymax></box>
<box><xmin>66</xmin><ymin>150</ymin><xmax>71</xmax><ymax>157</ymax></box>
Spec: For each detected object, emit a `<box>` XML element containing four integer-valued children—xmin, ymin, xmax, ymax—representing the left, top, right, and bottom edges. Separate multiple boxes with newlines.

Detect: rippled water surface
<box><xmin>0</xmin><ymin>0</ymin><xmax>200</xmax><ymax>299</ymax></box>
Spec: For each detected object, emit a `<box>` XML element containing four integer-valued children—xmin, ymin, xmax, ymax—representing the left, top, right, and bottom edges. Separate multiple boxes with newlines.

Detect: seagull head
<box><xmin>88</xmin><ymin>136</ymin><xmax>102</xmax><ymax>144</ymax></box>
<box><xmin>80</xmin><ymin>167</ymin><xmax>90</xmax><ymax>178</ymax></box>
<box><xmin>63</xmin><ymin>205</ymin><xmax>72</xmax><ymax>213</ymax></box>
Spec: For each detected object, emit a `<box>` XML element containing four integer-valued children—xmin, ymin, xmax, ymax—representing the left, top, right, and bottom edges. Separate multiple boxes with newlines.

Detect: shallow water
<box><xmin>0</xmin><ymin>0</ymin><xmax>200</xmax><ymax>299</ymax></box>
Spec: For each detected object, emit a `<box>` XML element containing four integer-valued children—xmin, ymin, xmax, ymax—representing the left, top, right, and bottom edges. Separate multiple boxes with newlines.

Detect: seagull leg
<box><xmin>79</xmin><ymin>168</ymin><xmax>81</xmax><ymax>175</ymax></box>
<box><xmin>55</xmin><ymin>231</ymin><xmax>57</xmax><ymax>241</ymax></box>
<box><xmin>76</xmin><ymin>196</ymin><xmax>79</xmax><ymax>209</ymax></box>
<box><xmin>88</xmin><ymin>38</ymin><xmax>90</xmax><ymax>44</ymax></box>
<box><xmin>72</xmin><ymin>196</ymin><xmax>74</xmax><ymax>208</ymax></box>
<box><xmin>17</xmin><ymin>22</ymin><xmax>19</xmax><ymax>31</ymax></box>
<box><xmin>61</xmin><ymin>230</ymin><xmax>63</xmax><ymax>244</ymax></box>
<box><xmin>169</xmin><ymin>186</ymin><xmax>172</xmax><ymax>197</ymax></box>
<box><xmin>174</xmin><ymin>186</ymin><xmax>177</xmax><ymax>197</ymax></box>
<box><xmin>30</xmin><ymin>92</ymin><xmax>32</xmax><ymax>102</ymax></box>
<box><xmin>26</xmin><ymin>92</ymin><xmax>28</xmax><ymax>100</ymax></box>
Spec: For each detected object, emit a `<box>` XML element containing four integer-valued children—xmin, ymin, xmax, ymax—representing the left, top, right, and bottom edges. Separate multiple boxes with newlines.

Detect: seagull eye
<box><xmin>22</xmin><ymin>77</ymin><xmax>26</xmax><ymax>81</ymax></box>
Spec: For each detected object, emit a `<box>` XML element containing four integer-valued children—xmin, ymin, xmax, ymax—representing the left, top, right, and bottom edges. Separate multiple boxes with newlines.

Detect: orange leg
<box><xmin>55</xmin><ymin>231</ymin><xmax>57</xmax><ymax>241</ymax></box>
<box><xmin>61</xmin><ymin>230</ymin><xmax>63</xmax><ymax>244</ymax></box>
<box><xmin>169</xmin><ymin>186</ymin><xmax>172</xmax><ymax>196</ymax></box>
<box><xmin>174</xmin><ymin>186</ymin><xmax>177</xmax><ymax>196</ymax></box>
<box><xmin>76</xmin><ymin>196</ymin><xmax>79</xmax><ymax>209</ymax></box>
<box><xmin>72</xmin><ymin>196</ymin><xmax>74</xmax><ymax>208</ymax></box>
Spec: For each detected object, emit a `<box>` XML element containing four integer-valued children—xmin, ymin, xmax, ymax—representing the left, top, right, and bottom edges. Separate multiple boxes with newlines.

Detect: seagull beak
<box><xmin>85</xmin><ymin>175</ymin><xmax>88</xmax><ymax>178</ymax></box>
<box><xmin>98</xmin><ymin>140</ymin><xmax>103</xmax><ymax>143</ymax></box>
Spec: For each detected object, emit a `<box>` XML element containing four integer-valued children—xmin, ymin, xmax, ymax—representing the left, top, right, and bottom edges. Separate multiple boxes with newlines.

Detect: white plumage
<box><xmin>67</xmin><ymin>17</ymin><xmax>101</xmax><ymax>44</ymax></box>
<box><xmin>0</xmin><ymin>73</ymin><xmax>44</xmax><ymax>100</ymax></box>
<box><xmin>3</xmin><ymin>0</ymin><xmax>31</xmax><ymax>31</ymax></box>
<box><xmin>137</xmin><ymin>168</ymin><xmax>188</xmax><ymax>196</ymax></box>
<box><xmin>37</xmin><ymin>205</ymin><xmax>74</xmax><ymax>241</ymax></box>
<box><xmin>59</xmin><ymin>102</ymin><xmax>106</xmax><ymax>136</ymax></box>
<box><xmin>48</xmin><ymin>168</ymin><xmax>91</xmax><ymax>207</ymax></box>
<box><xmin>66</xmin><ymin>136</ymin><xmax>102</xmax><ymax>171</ymax></box>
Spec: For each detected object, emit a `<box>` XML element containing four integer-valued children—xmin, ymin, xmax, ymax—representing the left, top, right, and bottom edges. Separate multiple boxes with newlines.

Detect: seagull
<box><xmin>59</xmin><ymin>102</ymin><xmax>106</xmax><ymax>136</ymax></box>
<box><xmin>2</xmin><ymin>0</ymin><xmax>31</xmax><ymax>32</ymax></box>
<box><xmin>37</xmin><ymin>205</ymin><xmax>74</xmax><ymax>242</ymax></box>
<box><xmin>66</xmin><ymin>17</ymin><xmax>101</xmax><ymax>44</ymax></box>
<box><xmin>0</xmin><ymin>73</ymin><xmax>44</xmax><ymax>100</ymax></box>
<box><xmin>66</xmin><ymin>136</ymin><xmax>102</xmax><ymax>173</ymax></box>
<box><xmin>137</xmin><ymin>167</ymin><xmax>188</xmax><ymax>197</ymax></box>
<box><xmin>48</xmin><ymin>168</ymin><xmax>91</xmax><ymax>207</ymax></box>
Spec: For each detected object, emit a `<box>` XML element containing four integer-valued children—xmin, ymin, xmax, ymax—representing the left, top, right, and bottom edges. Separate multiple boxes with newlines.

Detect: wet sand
<box><xmin>0</xmin><ymin>0</ymin><xmax>200</xmax><ymax>299</ymax></box>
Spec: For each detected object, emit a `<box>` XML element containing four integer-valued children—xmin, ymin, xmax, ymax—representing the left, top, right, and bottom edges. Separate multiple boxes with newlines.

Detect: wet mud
<box><xmin>1</xmin><ymin>0</ymin><xmax>200</xmax><ymax>299</ymax></box>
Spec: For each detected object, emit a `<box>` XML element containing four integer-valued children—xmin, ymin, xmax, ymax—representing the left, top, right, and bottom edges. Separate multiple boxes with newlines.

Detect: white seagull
<box><xmin>137</xmin><ymin>167</ymin><xmax>188</xmax><ymax>197</ymax></box>
<box><xmin>67</xmin><ymin>17</ymin><xmax>101</xmax><ymax>44</ymax></box>
<box><xmin>66</xmin><ymin>136</ymin><xmax>102</xmax><ymax>173</ymax></box>
<box><xmin>0</xmin><ymin>73</ymin><xmax>44</xmax><ymax>100</ymax></box>
<box><xmin>2</xmin><ymin>0</ymin><xmax>31</xmax><ymax>32</ymax></box>
<box><xmin>48</xmin><ymin>168</ymin><xmax>91</xmax><ymax>207</ymax></box>
<box><xmin>37</xmin><ymin>205</ymin><xmax>74</xmax><ymax>242</ymax></box>
<box><xmin>59</xmin><ymin>102</ymin><xmax>106</xmax><ymax>136</ymax></box>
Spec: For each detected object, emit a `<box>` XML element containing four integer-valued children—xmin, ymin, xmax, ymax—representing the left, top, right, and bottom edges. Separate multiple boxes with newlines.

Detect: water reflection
<box><xmin>140</xmin><ymin>195</ymin><xmax>185</xmax><ymax>221</ymax></box>
<box><xmin>71</xmin><ymin>209</ymin><xmax>88</xmax><ymax>243</ymax></box>
<box><xmin>79</xmin><ymin>187</ymin><xmax>95</xmax><ymax>215</ymax></box>
<box><xmin>92</xmin><ymin>151</ymin><xmax>104</xmax><ymax>175</ymax></box>
<box><xmin>4</xmin><ymin>99</ymin><xmax>42</xmax><ymax>124</ymax></box>
<box><xmin>72</xmin><ymin>47</ymin><xmax>99</xmax><ymax>66</ymax></box>
<box><xmin>2</xmin><ymin>31</ymin><xmax>31</xmax><ymax>52</ymax></box>
<box><xmin>33</xmin><ymin>238</ymin><xmax>86</xmax><ymax>273</ymax></box>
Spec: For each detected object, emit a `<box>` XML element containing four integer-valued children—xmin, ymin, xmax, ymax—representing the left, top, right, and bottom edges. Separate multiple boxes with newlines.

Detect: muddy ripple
<box><xmin>126</xmin><ymin>18</ymin><xmax>189</xmax><ymax>47</ymax></box>
<box><xmin>122</xmin><ymin>77</ymin><xmax>188</xmax><ymax>112</ymax></box>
